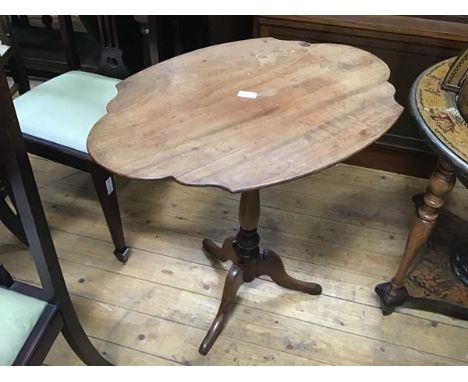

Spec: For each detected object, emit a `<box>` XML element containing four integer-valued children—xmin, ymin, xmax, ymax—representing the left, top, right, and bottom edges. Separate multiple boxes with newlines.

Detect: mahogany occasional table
<box><xmin>87</xmin><ymin>38</ymin><xmax>403</xmax><ymax>355</ymax></box>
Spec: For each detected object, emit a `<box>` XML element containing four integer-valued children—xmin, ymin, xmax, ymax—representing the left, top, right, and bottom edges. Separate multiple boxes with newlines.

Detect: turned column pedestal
<box><xmin>200</xmin><ymin>190</ymin><xmax>322</xmax><ymax>355</ymax></box>
<box><xmin>375</xmin><ymin>157</ymin><xmax>468</xmax><ymax>316</ymax></box>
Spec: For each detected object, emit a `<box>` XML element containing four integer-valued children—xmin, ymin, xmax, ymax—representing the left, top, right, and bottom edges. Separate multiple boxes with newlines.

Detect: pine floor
<box><xmin>1</xmin><ymin>156</ymin><xmax>468</xmax><ymax>365</ymax></box>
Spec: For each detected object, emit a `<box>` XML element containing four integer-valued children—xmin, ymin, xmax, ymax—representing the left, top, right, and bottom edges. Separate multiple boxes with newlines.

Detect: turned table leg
<box><xmin>375</xmin><ymin>157</ymin><xmax>456</xmax><ymax>314</ymax></box>
<box><xmin>201</xmin><ymin>189</ymin><xmax>321</xmax><ymax>355</ymax></box>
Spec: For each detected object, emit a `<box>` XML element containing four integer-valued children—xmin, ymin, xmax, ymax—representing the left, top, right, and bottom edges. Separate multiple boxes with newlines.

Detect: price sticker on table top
<box><xmin>237</xmin><ymin>90</ymin><xmax>258</xmax><ymax>99</ymax></box>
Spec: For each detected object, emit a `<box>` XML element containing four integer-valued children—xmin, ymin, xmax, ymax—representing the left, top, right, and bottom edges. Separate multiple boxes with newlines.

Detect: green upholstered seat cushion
<box><xmin>13</xmin><ymin>70</ymin><xmax>120</xmax><ymax>153</ymax></box>
<box><xmin>0</xmin><ymin>287</ymin><xmax>48</xmax><ymax>366</ymax></box>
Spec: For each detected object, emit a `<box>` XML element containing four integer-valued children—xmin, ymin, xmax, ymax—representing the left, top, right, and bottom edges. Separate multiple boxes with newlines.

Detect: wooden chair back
<box><xmin>0</xmin><ymin>16</ymin><xmax>30</xmax><ymax>95</ymax></box>
<box><xmin>96</xmin><ymin>16</ymin><xmax>130</xmax><ymax>79</ymax></box>
<box><xmin>0</xmin><ymin>65</ymin><xmax>111</xmax><ymax>366</ymax></box>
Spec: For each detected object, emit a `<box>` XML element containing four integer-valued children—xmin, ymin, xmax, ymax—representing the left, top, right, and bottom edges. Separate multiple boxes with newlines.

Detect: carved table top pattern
<box><xmin>88</xmin><ymin>38</ymin><xmax>402</xmax><ymax>192</ymax></box>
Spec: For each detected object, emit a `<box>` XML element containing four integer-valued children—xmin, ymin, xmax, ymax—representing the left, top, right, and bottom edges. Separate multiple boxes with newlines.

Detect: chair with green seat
<box><xmin>0</xmin><ymin>66</ymin><xmax>111</xmax><ymax>366</ymax></box>
<box><xmin>0</xmin><ymin>277</ymin><xmax>60</xmax><ymax>366</ymax></box>
<box><xmin>2</xmin><ymin>16</ymin><xmax>130</xmax><ymax>263</ymax></box>
<box><xmin>0</xmin><ymin>287</ymin><xmax>48</xmax><ymax>365</ymax></box>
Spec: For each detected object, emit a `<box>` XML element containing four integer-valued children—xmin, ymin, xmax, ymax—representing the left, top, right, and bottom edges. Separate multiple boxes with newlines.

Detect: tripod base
<box><xmin>199</xmin><ymin>237</ymin><xmax>321</xmax><ymax>355</ymax></box>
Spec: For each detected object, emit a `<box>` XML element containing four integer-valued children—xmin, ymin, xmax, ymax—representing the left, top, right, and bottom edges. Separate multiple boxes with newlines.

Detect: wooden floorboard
<box><xmin>1</xmin><ymin>156</ymin><xmax>468</xmax><ymax>365</ymax></box>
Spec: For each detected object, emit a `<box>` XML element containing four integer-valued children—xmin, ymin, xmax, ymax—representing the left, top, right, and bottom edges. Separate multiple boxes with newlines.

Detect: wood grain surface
<box><xmin>88</xmin><ymin>38</ymin><xmax>403</xmax><ymax>192</ymax></box>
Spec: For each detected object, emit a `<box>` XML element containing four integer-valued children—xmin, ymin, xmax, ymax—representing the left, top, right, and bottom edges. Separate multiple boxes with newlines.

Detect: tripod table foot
<box><xmin>199</xmin><ymin>263</ymin><xmax>244</xmax><ymax>355</ymax></box>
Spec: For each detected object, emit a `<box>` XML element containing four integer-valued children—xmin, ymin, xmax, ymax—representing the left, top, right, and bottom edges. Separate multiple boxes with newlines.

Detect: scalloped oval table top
<box><xmin>88</xmin><ymin>38</ymin><xmax>403</xmax><ymax>192</ymax></box>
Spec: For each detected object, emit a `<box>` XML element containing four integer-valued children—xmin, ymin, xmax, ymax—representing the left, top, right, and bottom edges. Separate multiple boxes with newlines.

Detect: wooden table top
<box><xmin>88</xmin><ymin>38</ymin><xmax>403</xmax><ymax>192</ymax></box>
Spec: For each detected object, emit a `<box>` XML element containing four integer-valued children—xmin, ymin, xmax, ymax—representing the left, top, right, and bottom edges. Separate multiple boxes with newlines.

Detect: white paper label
<box><xmin>237</xmin><ymin>90</ymin><xmax>257</xmax><ymax>99</ymax></box>
<box><xmin>105</xmin><ymin>177</ymin><xmax>114</xmax><ymax>195</ymax></box>
<box><xmin>0</xmin><ymin>43</ymin><xmax>10</xmax><ymax>57</ymax></box>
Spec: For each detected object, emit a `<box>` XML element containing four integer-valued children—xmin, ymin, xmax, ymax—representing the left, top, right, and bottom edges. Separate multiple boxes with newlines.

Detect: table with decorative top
<box><xmin>376</xmin><ymin>49</ymin><xmax>468</xmax><ymax>319</ymax></box>
<box><xmin>87</xmin><ymin>38</ymin><xmax>403</xmax><ymax>355</ymax></box>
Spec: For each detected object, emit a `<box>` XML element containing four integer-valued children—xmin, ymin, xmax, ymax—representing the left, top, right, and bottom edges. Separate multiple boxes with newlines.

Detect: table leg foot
<box><xmin>113</xmin><ymin>246</ymin><xmax>130</xmax><ymax>264</ymax></box>
<box><xmin>199</xmin><ymin>263</ymin><xmax>244</xmax><ymax>355</ymax></box>
<box><xmin>202</xmin><ymin>237</ymin><xmax>236</xmax><ymax>262</ymax></box>
<box><xmin>374</xmin><ymin>282</ymin><xmax>409</xmax><ymax>316</ymax></box>
<box><xmin>257</xmin><ymin>249</ymin><xmax>322</xmax><ymax>295</ymax></box>
<box><xmin>450</xmin><ymin>243</ymin><xmax>468</xmax><ymax>287</ymax></box>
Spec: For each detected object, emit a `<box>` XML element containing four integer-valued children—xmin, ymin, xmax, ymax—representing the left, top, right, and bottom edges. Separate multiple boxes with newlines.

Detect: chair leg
<box><xmin>90</xmin><ymin>166</ymin><xmax>129</xmax><ymax>263</ymax></box>
<box><xmin>60</xmin><ymin>298</ymin><xmax>112</xmax><ymax>365</ymax></box>
<box><xmin>0</xmin><ymin>182</ymin><xmax>28</xmax><ymax>245</ymax></box>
